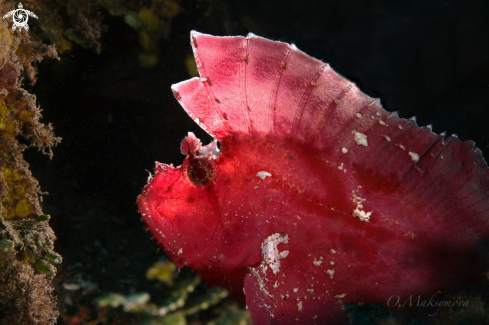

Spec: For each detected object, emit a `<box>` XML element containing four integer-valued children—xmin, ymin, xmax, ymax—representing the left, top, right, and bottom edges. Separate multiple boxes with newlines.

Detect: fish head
<box><xmin>137</xmin><ymin>132</ymin><xmax>229</xmax><ymax>269</ymax></box>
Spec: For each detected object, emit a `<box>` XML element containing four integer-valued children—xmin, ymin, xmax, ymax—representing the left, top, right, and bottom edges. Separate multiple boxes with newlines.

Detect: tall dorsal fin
<box><xmin>171</xmin><ymin>31</ymin><xmax>489</xmax><ymax>247</ymax></box>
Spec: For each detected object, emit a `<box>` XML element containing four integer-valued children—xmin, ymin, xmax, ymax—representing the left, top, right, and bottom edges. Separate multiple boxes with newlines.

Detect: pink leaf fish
<box><xmin>137</xmin><ymin>31</ymin><xmax>489</xmax><ymax>324</ymax></box>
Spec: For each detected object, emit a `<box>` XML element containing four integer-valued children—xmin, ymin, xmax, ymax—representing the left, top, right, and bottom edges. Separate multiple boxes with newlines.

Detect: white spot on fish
<box><xmin>326</xmin><ymin>269</ymin><xmax>335</xmax><ymax>278</ymax></box>
<box><xmin>409</xmin><ymin>152</ymin><xmax>419</xmax><ymax>163</ymax></box>
<box><xmin>297</xmin><ymin>301</ymin><xmax>303</xmax><ymax>311</ymax></box>
<box><xmin>378</xmin><ymin>120</ymin><xmax>388</xmax><ymax>126</ymax></box>
<box><xmin>353</xmin><ymin>208</ymin><xmax>372</xmax><ymax>222</ymax></box>
<box><xmin>261</xmin><ymin>233</ymin><xmax>289</xmax><ymax>274</ymax></box>
<box><xmin>256</xmin><ymin>171</ymin><xmax>272</xmax><ymax>179</ymax></box>
<box><xmin>313</xmin><ymin>258</ymin><xmax>323</xmax><ymax>266</ymax></box>
<box><xmin>352</xmin><ymin>130</ymin><xmax>368</xmax><ymax>146</ymax></box>
<box><xmin>383</xmin><ymin>135</ymin><xmax>391</xmax><ymax>142</ymax></box>
<box><xmin>341</xmin><ymin>147</ymin><xmax>348</xmax><ymax>154</ymax></box>
<box><xmin>352</xmin><ymin>193</ymin><xmax>372</xmax><ymax>222</ymax></box>
<box><xmin>178</xmin><ymin>248</ymin><xmax>183</xmax><ymax>255</ymax></box>
<box><xmin>293</xmin><ymin>288</ymin><xmax>299</xmax><ymax>293</ymax></box>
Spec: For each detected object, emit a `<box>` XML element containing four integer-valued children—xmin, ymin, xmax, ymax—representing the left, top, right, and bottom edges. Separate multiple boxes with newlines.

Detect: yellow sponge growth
<box><xmin>0</xmin><ymin>102</ymin><xmax>16</xmax><ymax>140</ymax></box>
<box><xmin>2</xmin><ymin>167</ymin><xmax>34</xmax><ymax>219</ymax></box>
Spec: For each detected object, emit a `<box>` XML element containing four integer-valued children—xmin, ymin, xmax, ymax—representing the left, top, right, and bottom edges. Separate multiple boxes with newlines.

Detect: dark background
<box><xmin>25</xmin><ymin>0</ymin><xmax>489</xmax><ymax>320</ymax></box>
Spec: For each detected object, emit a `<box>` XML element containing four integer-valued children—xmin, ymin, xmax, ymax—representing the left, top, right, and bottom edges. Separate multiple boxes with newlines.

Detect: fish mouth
<box><xmin>137</xmin><ymin>164</ymin><xmax>185</xmax><ymax>248</ymax></box>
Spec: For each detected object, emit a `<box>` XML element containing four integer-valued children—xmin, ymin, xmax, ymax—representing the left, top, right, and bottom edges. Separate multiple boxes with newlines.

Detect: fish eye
<box><xmin>187</xmin><ymin>157</ymin><xmax>215</xmax><ymax>186</ymax></box>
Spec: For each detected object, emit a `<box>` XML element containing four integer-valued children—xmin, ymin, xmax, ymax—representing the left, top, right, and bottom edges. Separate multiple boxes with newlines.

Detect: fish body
<box><xmin>138</xmin><ymin>31</ymin><xmax>489</xmax><ymax>324</ymax></box>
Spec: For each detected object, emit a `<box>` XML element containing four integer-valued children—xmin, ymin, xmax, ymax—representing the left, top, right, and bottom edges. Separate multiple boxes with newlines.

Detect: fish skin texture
<box><xmin>137</xmin><ymin>31</ymin><xmax>489</xmax><ymax>324</ymax></box>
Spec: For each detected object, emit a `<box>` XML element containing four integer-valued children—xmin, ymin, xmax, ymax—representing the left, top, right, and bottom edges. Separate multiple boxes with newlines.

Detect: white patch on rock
<box><xmin>261</xmin><ymin>233</ymin><xmax>289</xmax><ymax>274</ymax></box>
<box><xmin>352</xmin><ymin>130</ymin><xmax>368</xmax><ymax>146</ymax></box>
<box><xmin>409</xmin><ymin>152</ymin><xmax>419</xmax><ymax>163</ymax></box>
<box><xmin>256</xmin><ymin>171</ymin><xmax>272</xmax><ymax>180</ymax></box>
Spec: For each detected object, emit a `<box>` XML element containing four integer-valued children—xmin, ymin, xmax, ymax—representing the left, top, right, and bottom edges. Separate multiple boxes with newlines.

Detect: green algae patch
<box><xmin>35</xmin><ymin>258</ymin><xmax>56</xmax><ymax>276</ymax></box>
<box><xmin>14</xmin><ymin>199</ymin><xmax>33</xmax><ymax>218</ymax></box>
<box><xmin>2</xmin><ymin>165</ymin><xmax>35</xmax><ymax>219</ymax></box>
